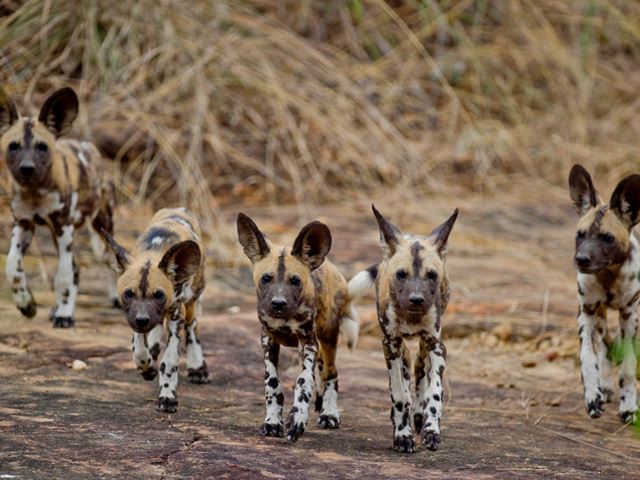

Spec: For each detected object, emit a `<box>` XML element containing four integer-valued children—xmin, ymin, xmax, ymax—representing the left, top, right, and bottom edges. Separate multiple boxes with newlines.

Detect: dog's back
<box><xmin>132</xmin><ymin>207</ymin><xmax>205</xmax><ymax>301</ymax></box>
<box><xmin>56</xmin><ymin>139</ymin><xmax>111</xmax><ymax>223</ymax></box>
<box><xmin>134</xmin><ymin>207</ymin><xmax>202</xmax><ymax>256</ymax></box>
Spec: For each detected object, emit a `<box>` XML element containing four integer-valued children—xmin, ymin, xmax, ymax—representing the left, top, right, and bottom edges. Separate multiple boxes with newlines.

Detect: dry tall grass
<box><xmin>0</xmin><ymin>0</ymin><xmax>639</xmax><ymax>231</ymax></box>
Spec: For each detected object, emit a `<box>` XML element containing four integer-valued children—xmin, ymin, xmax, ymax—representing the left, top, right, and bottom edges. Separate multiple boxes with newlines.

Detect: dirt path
<box><xmin>1</xmin><ymin>194</ymin><xmax>639</xmax><ymax>479</ymax></box>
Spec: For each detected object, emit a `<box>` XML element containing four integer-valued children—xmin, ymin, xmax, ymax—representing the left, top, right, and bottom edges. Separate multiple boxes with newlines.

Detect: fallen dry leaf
<box><xmin>545</xmin><ymin>397</ymin><xmax>562</xmax><ymax>407</ymax></box>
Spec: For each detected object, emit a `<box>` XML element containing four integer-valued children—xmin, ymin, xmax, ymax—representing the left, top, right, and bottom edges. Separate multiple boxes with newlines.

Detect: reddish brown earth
<box><xmin>1</xmin><ymin>193</ymin><xmax>639</xmax><ymax>479</ymax></box>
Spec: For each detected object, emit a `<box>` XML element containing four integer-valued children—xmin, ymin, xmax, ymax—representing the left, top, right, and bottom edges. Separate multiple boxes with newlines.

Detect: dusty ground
<box><xmin>1</xmin><ymin>190</ymin><xmax>640</xmax><ymax>479</ymax></box>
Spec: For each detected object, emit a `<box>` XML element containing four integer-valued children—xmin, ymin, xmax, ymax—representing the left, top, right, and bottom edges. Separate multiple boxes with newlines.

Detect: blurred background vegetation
<box><xmin>0</xmin><ymin>0</ymin><xmax>639</xmax><ymax>234</ymax></box>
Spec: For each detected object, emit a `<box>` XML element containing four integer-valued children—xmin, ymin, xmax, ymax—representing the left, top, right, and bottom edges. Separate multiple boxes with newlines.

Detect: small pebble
<box><xmin>492</xmin><ymin>321</ymin><xmax>513</xmax><ymax>342</ymax></box>
<box><xmin>545</xmin><ymin>349</ymin><xmax>559</xmax><ymax>362</ymax></box>
<box><xmin>71</xmin><ymin>359</ymin><xmax>88</xmax><ymax>370</ymax></box>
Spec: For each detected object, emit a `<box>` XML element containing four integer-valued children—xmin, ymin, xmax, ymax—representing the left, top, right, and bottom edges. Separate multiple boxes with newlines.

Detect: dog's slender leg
<box><xmin>132</xmin><ymin>331</ymin><xmax>156</xmax><ymax>381</ymax></box>
<box><xmin>413</xmin><ymin>338</ymin><xmax>428</xmax><ymax>433</ymax></box>
<box><xmin>417</xmin><ymin>334</ymin><xmax>446</xmax><ymax>451</ymax></box>
<box><xmin>6</xmin><ymin>220</ymin><xmax>36</xmax><ymax>318</ymax></box>
<box><xmin>147</xmin><ymin>323</ymin><xmax>163</xmax><ymax>364</ymax></box>
<box><xmin>87</xmin><ymin>222</ymin><xmax>105</xmax><ymax>262</ymax></box>
<box><xmin>157</xmin><ymin>305</ymin><xmax>183</xmax><ymax>413</ymax></box>
<box><xmin>261</xmin><ymin>328</ymin><xmax>284</xmax><ymax>437</ymax></box>
<box><xmin>383</xmin><ymin>336</ymin><xmax>415</xmax><ymax>453</ymax></box>
<box><xmin>577</xmin><ymin>303</ymin><xmax>604</xmax><ymax>418</ymax></box>
<box><xmin>594</xmin><ymin>307</ymin><xmax>614</xmax><ymax>402</ymax></box>
<box><xmin>314</xmin><ymin>347</ymin><xmax>325</xmax><ymax>414</ymax></box>
<box><xmin>618</xmin><ymin>305</ymin><xmax>638</xmax><ymax>423</ymax></box>
<box><xmin>316</xmin><ymin>334</ymin><xmax>340</xmax><ymax>429</ymax></box>
<box><xmin>185</xmin><ymin>300</ymin><xmax>209</xmax><ymax>384</ymax></box>
<box><xmin>285</xmin><ymin>336</ymin><xmax>317</xmax><ymax>443</ymax></box>
<box><xmin>51</xmin><ymin>224</ymin><xmax>77</xmax><ymax>328</ymax></box>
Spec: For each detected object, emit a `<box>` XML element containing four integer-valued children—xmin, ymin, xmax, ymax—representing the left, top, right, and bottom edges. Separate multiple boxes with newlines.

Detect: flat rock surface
<box><xmin>1</xmin><ymin>195</ymin><xmax>639</xmax><ymax>479</ymax></box>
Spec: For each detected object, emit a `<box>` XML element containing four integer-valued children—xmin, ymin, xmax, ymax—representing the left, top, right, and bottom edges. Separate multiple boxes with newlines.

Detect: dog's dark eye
<box><xmin>576</xmin><ymin>230</ymin><xmax>586</xmax><ymax>240</ymax></box>
<box><xmin>8</xmin><ymin>141</ymin><xmax>20</xmax><ymax>152</ymax></box>
<box><xmin>261</xmin><ymin>273</ymin><xmax>272</xmax><ymax>284</ymax></box>
<box><xmin>153</xmin><ymin>290</ymin><xmax>165</xmax><ymax>301</ymax></box>
<box><xmin>290</xmin><ymin>275</ymin><xmax>301</xmax><ymax>287</ymax></box>
<box><xmin>600</xmin><ymin>233</ymin><xmax>615</xmax><ymax>244</ymax></box>
<box><xmin>123</xmin><ymin>288</ymin><xmax>135</xmax><ymax>300</ymax></box>
<box><xmin>35</xmin><ymin>142</ymin><xmax>48</xmax><ymax>153</ymax></box>
<box><xmin>427</xmin><ymin>270</ymin><xmax>438</xmax><ymax>281</ymax></box>
<box><xmin>396</xmin><ymin>270</ymin><xmax>408</xmax><ymax>280</ymax></box>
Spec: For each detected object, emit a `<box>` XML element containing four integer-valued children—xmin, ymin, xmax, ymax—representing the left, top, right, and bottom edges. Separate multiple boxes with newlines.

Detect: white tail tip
<box><xmin>340</xmin><ymin>316</ymin><xmax>360</xmax><ymax>350</ymax></box>
<box><xmin>348</xmin><ymin>267</ymin><xmax>376</xmax><ymax>301</ymax></box>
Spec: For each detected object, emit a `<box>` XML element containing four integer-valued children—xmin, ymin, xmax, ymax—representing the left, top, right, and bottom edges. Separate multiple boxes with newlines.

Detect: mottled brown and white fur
<box><xmin>102</xmin><ymin>208</ymin><xmax>208</xmax><ymax>413</ymax></box>
<box><xmin>237</xmin><ymin>213</ymin><xmax>359</xmax><ymax>443</ymax></box>
<box><xmin>569</xmin><ymin>164</ymin><xmax>640</xmax><ymax>423</ymax></box>
<box><xmin>349</xmin><ymin>205</ymin><xmax>458</xmax><ymax>453</ymax></box>
<box><xmin>0</xmin><ymin>86</ymin><xmax>116</xmax><ymax>327</ymax></box>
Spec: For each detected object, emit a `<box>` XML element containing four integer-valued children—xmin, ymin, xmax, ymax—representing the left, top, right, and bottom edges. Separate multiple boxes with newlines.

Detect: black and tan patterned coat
<box><xmin>0</xmin><ymin>86</ymin><xmax>116</xmax><ymax>327</ymax></box>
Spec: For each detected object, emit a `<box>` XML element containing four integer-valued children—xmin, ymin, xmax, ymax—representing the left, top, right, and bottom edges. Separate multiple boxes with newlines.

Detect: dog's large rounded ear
<box><xmin>372</xmin><ymin>205</ymin><xmax>401</xmax><ymax>257</ymax></box>
<box><xmin>158</xmin><ymin>240</ymin><xmax>201</xmax><ymax>284</ymax></box>
<box><xmin>610</xmin><ymin>174</ymin><xmax>640</xmax><ymax>230</ymax></box>
<box><xmin>38</xmin><ymin>87</ymin><xmax>79</xmax><ymax>138</ymax></box>
<box><xmin>569</xmin><ymin>164</ymin><xmax>598</xmax><ymax>216</ymax></box>
<box><xmin>429</xmin><ymin>208</ymin><xmax>459</xmax><ymax>258</ymax></box>
<box><xmin>291</xmin><ymin>221</ymin><xmax>332</xmax><ymax>271</ymax></box>
<box><xmin>0</xmin><ymin>85</ymin><xmax>18</xmax><ymax>136</ymax></box>
<box><xmin>237</xmin><ymin>213</ymin><xmax>270</xmax><ymax>263</ymax></box>
<box><xmin>100</xmin><ymin>229</ymin><xmax>131</xmax><ymax>275</ymax></box>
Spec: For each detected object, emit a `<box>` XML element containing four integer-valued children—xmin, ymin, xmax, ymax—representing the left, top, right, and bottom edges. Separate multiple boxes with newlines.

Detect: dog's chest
<box><xmin>260</xmin><ymin>306</ymin><xmax>315</xmax><ymax>339</ymax></box>
<box><xmin>12</xmin><ymin>189</ymin><xmax>66</xmax><ymax>222</ymax></box>
<box><xmin>383</xmin><ymin>304</ymin><xmax>439</xmax><ymax>338</ymax></box>
<box><xmin>579</xmin><ymin>240</ymin><xmax>640</xmax><ymax>310</ymax></box>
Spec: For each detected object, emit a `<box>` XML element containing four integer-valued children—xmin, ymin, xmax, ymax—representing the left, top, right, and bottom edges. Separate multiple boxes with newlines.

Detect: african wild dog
<box><xmin>569</xmin><ymin>164</ymin><xmax>640</xmax><ymax>423</ymax></box>
<box><xmin>237</xmin><ymin>213</ymin><xmax>359</xmax><ymax>443</ymax></box>
<box><xmin>349</xmin><ymin>205</ymin><xmax>458</xmax><ymax>453</ymax></box>
<box><xmin>101</xmin><ymin>208</ymin><xmax>209</xmax><ymax>413</ymax></box>
<box><xmin>0</xmin><ymin>86</ymin><xmax>116</xmax><ymax>327</ymax></box>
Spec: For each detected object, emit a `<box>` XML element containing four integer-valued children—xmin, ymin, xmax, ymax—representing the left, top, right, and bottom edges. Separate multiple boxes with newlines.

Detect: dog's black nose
<box><xmin>19</xmin><ymin>164</ymin><xmax>35</xmax><ymax>177</ymax></box>
<box><xmin>135</xmin><ymin>316</ymin><xmax>150</xmax><ymax>329</ymax></box>
<box><xmin>271</xmin><ymin>298</ymin><xmax>287</xmax><ymax>310</ymax></box>
<box><xmin>409</xmin><ymin>294</ymin><xmax>425</xmax><ymax>305</ymax></box>
<box><xmin>575</xmin><ymin>255</ymin><xmax>591</xmax><ymax>268</ymax></box>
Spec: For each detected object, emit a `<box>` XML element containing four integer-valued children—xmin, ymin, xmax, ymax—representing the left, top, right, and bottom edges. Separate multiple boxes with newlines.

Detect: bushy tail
<box><xmin>340</xmin><ymin>264</ymin><xmax>378</xmax><ymax>350</ymax></box>
<box><xmin>339</xmin><ymin>307</ymin><xmax>360</xmax><ymax>350</ymax></box>
<box><xmin>348</xmin><ymin>264</ymin><xmax>378</xmax><ymax>302</ymax></box>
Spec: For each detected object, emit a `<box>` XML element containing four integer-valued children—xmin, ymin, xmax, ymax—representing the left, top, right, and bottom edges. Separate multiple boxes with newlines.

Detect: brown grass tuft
<box><xmin>0</xmin><ymin>1</ymin><xmax>639</xmax><ymax>239</ymax></box>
